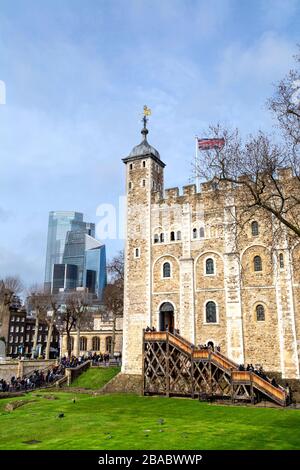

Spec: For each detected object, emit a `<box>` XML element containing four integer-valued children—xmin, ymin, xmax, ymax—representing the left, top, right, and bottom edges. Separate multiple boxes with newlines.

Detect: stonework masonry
<box><xmin>121</xmin><ymin>131</ymin><xmax>300</xmax><ymax>380</ymax></box>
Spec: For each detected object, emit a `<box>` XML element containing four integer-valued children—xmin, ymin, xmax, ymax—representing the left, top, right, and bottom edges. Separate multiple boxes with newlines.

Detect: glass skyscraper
<box><xmin>84</xmin><ymin>244</ymin><xmax>107</xmax><ymax>300</ymax></box>
<box><xmin>44</xmin><ymin>211</ymin><xmax>95</xmax><ymax>292</ymax></box>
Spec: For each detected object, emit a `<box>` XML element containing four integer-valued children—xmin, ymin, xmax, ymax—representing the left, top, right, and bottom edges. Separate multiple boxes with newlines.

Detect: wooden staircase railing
<box><xmin>143</xmin><ymin>330</ymin><xmax>287</xmax><ymax>406</ymax></box>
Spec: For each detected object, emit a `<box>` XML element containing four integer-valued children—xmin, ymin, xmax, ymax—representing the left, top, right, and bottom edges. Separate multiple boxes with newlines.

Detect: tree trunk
<box><xmin>67</xmin><ymin>331</ymin><xmax>72</xmax><ymax>358</ymax></box>
<box><xmin>111</xmin><ymin>314</ymin><xmax>116</xmax><ymax>355</ymax></box>
<box><xmin>0</xmin><ymin>304</ymin><xmax>10</xmax><ymax>350</ymax></box>
<box><xmin>45</xmin><ymin>318</ymin><xmax>54</xmax><ymax>360</ymax></box>
<box><xmin>31</xmin><ymin>315</ymin><xmax>39</xmax><ymax>359</ymax></box>
<box><xmin>76</xmin><ymin>324</ymin><xmax>80</xmax><ymax>357</ymax></box>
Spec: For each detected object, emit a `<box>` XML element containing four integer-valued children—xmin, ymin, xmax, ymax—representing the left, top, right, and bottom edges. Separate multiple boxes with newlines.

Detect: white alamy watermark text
<box><xmin>0</xmin><ymin>80</ymin><xmax>6</xmax><ymax>105</ymax></box>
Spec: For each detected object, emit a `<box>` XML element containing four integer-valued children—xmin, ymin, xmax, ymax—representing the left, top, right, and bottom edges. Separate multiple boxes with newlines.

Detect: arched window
<box><xmin>129</xmin><ymin>163</ymin><xmax>133</xmax><ymax>170</ymax></box>
<box><xmin>206</xmin><ymin>258</ymin><xmax>214</xmax><ymax>275</ymax></box>
<box><xmin>254</xmin><ymin>255</ymin><xmax>262</xmax><ymax>272</ymax></box>
<box><xmin>80</xmin><ymin>336</ymin><xmax>87</xmax><ymax>351</ymax></box>
<box><xmin>256</xmin><ymin>304</ymin><xmax>265</xmax><ymax>321</ymax></box>
<box><xmin>177</xmin><ymin>231</ymin><xmax>181</xmax><ymax>241</ymax></box>
<box><xmin>106</xmin><ymin>336</ymin><xmax>112</xmax><ymax>353</ymax></box>
<box><xmin>163</xmin><ymin>262</ymin><xmax>171</xmax><ymax>278</ymax></box>
<box><xmin>279</xmin><ymin>253</ymin><xmax>284</xmax><ymax>268</ymax></box>
<box><xmin>142</xmin><ymin>160</ymin><xmax>146</xmax><ymax>168</ymax></box>
<box><xmin>192</xmin><ymin>228</ymin><xmax>197</xmax><ymax>239</ymax></box>
<box><xmin>154</xmin><ymin>234</ymin><xmax>159</xmax><ymax>244</ymax></box>
<box><xmin>199</xmin><ymin>227</ymin><xmax>205</xmax><ymax>238</ymax></box>
<box><xmin>170</xmin><ymin>231</ymin><xmax>175</xmax><ymax>241</ymax></box>
<box><xmin>206</xmin><ymin>302</ymin><xmax>217</xmax><ymax>323</ymax></box>
<box><xmin>92</xmin><ymin>336</ymin><xmax>100</xmax><ymax>351</ymax></box>
<box><xmin>160</xmin><ymin>233</ymin><xmax>164</xmax><ymax>243</ymax></box>
<box><xmin>251</xmin><ymin>221</ymin><xmax>259</xmax><ymax>236</ymax></box>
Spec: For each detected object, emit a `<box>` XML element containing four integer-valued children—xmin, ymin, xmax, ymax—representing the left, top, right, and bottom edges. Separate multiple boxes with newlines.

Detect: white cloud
<box><xmin>218</xmin><ymin>32</ymin><xmax>296</xmax><ymax>86</ymax></box>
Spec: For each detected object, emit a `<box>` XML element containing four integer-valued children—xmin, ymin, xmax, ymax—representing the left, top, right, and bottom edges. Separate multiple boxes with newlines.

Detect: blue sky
<box><xmin>0</xmin><ymin>0</ymin><xmax>299</xmax><ymax>287</ymax></box>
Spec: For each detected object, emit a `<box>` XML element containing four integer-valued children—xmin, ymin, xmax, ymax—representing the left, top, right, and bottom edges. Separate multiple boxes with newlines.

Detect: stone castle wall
<box><xmin>122</xmin><ymin>144</ymin><xmax>300</xmax><ymax>379</ymax></box>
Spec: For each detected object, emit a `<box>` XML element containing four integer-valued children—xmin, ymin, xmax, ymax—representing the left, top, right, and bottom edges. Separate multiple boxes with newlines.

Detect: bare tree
<box><xmin>66</xmin><ymin>291</ymin><xmax>93</xmax><ymax>357</ymax></box>
<box><xmin>0</xmin><ymin>276</ymin><xmax>23</xmax><ymax>343</ymax></box>
<box><xmin>103</xmin><ymin>250</ymin><xmax>124</xmax><ymax>354</ymax></box>
<box><xmin>27</xmin><ymin>285</ymin><xmax>48</xmax><ymax>359</ymax></box>
<box><xmin>44</xmin><ymin>293</ymin><xmax>61</xmax><ymax>360</ymax></box>
<box><xmin>194</xmin><ymin>51</ymin><xmax>300</xmax><ymax>242</ymax></box>
<box><xmin>269</xmin><ymin>49</ymin><xmax>300</xmax><ymax>153</ymax></box>
<box><xmin>57</xmin><ymin>291</ymin><xmax>93</xmax><ymax>357</ymax></box>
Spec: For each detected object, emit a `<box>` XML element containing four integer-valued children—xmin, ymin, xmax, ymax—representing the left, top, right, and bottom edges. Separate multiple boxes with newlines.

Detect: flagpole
<box><xmin>195</xmin><ymin>136</ymin><xmax>199</xmax><ymax>192</ymax></box>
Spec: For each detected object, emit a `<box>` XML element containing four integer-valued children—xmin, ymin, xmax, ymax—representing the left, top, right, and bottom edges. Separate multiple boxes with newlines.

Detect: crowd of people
<box><xmin>0</xmin><ymin>352</ymin><xmax>121</xmax><ymax>393</ymax></box>
<box><xmin>197</xmin><ymin>342</ymin><xmax>221</xmax><ymax>352</ymax></box>
<box><xmin>238</xmin><ymin>363</ymin><xmax>281</xmax><ymax>387</ymax></box>
<box><xmin>0</xmin><ymin>363</ymin><xmax>65</xmax><ymax>393</ymax></box>
<box><xmin>60</xmin><ymin>354</ymin><xmax>90</xmax><ymax>369</ymax></box>
<box><xmin>91</xmin><ymin>352</ymin><xmax>114</xmax><ymax>365</ymax></box>
<box><xmin>0</xmin><ymin>355</ymin><xmax>89</xmax><ymax>393</ymax></box>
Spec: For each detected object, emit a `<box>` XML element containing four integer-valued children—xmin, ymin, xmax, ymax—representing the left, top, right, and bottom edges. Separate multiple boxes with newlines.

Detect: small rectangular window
<box><xmin>143</xmin><ymin>161</ymin><xmax>146</xmax><ymax>168</ymax></box>
<box><xmin>134</xmin><ymin>248</ymin><xmax>140</xmax><ymax>258</ymax></box>
<box><xmin>279</xmin><ymin>253</ymin><xmax>284</xmax><ymax>268</ymax></box>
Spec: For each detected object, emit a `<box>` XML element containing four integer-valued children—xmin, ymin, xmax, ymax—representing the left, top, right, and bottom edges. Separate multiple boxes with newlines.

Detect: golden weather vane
<box><xmin>141</xmin><ymin>105</ymin><xmax>151</xmax><ymax>135</ymax></box>
<box><xmin>143</xmin><ymin>105</ymin><xmax>151</xmax><ymax>116</ymax></box>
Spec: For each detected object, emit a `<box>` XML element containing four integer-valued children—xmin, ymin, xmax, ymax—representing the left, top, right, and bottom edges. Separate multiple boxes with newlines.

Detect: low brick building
<box><xmin>7</xmin><ymin>307</ymin><xmax>59</xmax><ymax>358</ymax></box>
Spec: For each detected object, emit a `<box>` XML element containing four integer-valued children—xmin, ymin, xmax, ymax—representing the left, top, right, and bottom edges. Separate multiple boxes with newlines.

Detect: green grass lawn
<box><xmin>70</xmin><ymin>367</ymin><xmax>120</xmax><ymax>390</ymax></box>
<box><xmin>0</xmin><ymin>392</ymin><xmax>300</xmax><ymax>450</ymax></box>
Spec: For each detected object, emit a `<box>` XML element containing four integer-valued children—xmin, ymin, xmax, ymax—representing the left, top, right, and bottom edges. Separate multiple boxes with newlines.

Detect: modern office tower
<box><xmin>63</xmin><ymin>232</ymin><xmax>101</xmax><ymax>287</ymax></box>
<box><xmin>84</xmin><ymin>244</ymin><xmax>107</xmax><ymax>300</ymax></box>
<box><xmin>44</xmin><ymin>211</ymin><xmax>95</xmax><ymax>292</ymax></box>
<box><xmin>52</xmin><ymin>264</ymin><xmax>78</xmax><ymax>293</ymax></box>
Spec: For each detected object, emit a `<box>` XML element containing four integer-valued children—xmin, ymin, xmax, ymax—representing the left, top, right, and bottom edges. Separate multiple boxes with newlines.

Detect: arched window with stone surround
<box><xmin>92</xmin><ymin>336</ymin><xmax>100</xmax><ymax>351</ymax></box>
<box><xmin>170</xmin><ymin>231</ymin><xmax>175</xmax><ymax>241</ymax></box>
<box><xmin>177</xmin><ymin>231</ymin><xmax>181</xmax><ymax>240</ymax></box>
<box><xmin>206</xmin><ymin>301</ymin><xmax>217</xmax><ymax>323</ymax></box>
<box><xmin>80</xmin><ymin>336</ymin><xmax>87</xmax><ymax>351</ymax></box>
<box><xmin>199</xmin><ymin>227</ymin><xmax>205</xmax><ymax>238</ymax></box>
<box><xmin>256</xmin><ymin>304</ymin><xmax>265</xmax><ymax>321</ymax></box>
<box><xmin>154</xmin><ymin>234</ymin><xmax>159</xmax><ymax>244</ymax></box>
<box><xmin>254</xmin><ymin>255</ymin><xmax>262</xmax><ymax>272</ymax></box>
<box><xmin>206</xmin><ymin>258</ymin><xmax>214</xmax><ymax>275</ymax></box>
<box><xmin>160</xmin><ymin>233</ymin><xmax>164</xmax><ymax>243</ymax></box>
<box><xmin>163</xmin><ymin>262</ymin><xmax>171</xmax><ymax>278</ymax></box>
<box><xmin>192</xmin><ymin>228</ymin><xmax>197</xmax><ymax>239</ymax></box>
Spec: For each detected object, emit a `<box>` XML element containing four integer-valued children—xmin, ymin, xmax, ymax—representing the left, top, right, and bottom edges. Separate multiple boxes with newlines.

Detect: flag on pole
<box><xmin>197</xmin><ymin>137</ymin><xmax>225</xmax><ymax>150</ymax></box>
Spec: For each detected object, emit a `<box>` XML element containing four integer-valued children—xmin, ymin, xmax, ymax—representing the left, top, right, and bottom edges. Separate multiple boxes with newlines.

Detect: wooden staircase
<box><xmin>143</xmin><ymin>331</ymin><xmax>287</xmax><ymax>406</ymax></box>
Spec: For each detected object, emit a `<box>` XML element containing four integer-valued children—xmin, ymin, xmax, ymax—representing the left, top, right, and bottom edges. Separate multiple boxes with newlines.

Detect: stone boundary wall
<box><xmin>0</xmin><ymin>359</ymin><xmax>57</xmax><ymax>382</ymax></box>
<box><xmin>65</xmin><ymin>361</ymin><xmax>91</xmax><ymax>386</ymax></box>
